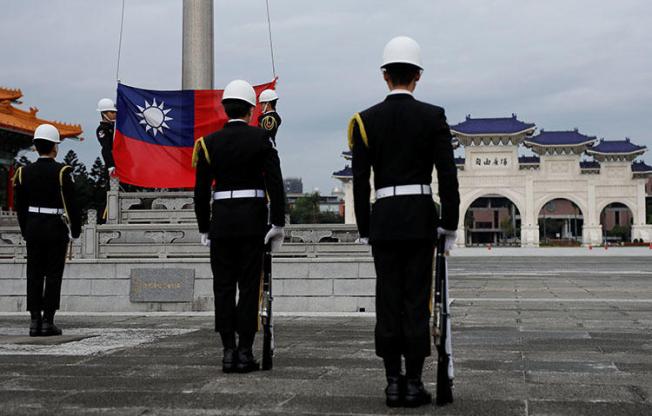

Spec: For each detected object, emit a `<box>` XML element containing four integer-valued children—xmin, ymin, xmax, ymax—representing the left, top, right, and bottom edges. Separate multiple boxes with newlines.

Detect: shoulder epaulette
<box><xmin>191</xmin><ymin>137</ymin><xmax>210</xmax><ymax>168</ymax></box>
<box><xmin>347</xmin><ymin>112</ymin><xmax>369</xmax><ymax>150</ymax></box>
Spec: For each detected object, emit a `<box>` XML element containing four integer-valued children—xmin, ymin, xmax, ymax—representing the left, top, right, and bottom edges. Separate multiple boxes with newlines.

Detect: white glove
<box><xmin>437</xmin><ymin>227</ymin><xmax>457</xmax><ymax>252</ymax></box>
<box><xmin>355</xmin><ymin>237</ymin><xmax>369</xmax><ymax>245</ymax></box>
<box><xmin>200</xmin><ymin>233</ymin><xmax>210</xmax><ymax>247</ymax></box>
<box><xmin>108</xmin><ymin>167</ymin><xmax>116</xmax><ymax>176</ymax></box>
<box><xmin>264</xmin><ymin>226</ymin><xmax>285</xmax><ymax>252</ymax></box>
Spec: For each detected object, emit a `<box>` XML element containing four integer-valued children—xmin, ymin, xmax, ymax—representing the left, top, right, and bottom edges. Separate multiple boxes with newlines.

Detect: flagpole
<box><xmin>182</xmin><ymin>0</ymin><xmax>214</xmax><ymax>89</ymax></box>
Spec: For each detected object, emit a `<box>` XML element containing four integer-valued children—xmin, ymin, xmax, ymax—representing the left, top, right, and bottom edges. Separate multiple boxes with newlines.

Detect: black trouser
<box><xmin>372</xmin><ymin>240</ymin><xmax>434</xmax><ymax>359</ymax></box>
<box><xmin>210</xmin><ymin>237</ymin><xmax>264</xmax><ymax>342</ymax></box>
<box><xmin>25</xmin><ymin>237</ymin><xmax>68</xmax><ymax>312</ymax></box>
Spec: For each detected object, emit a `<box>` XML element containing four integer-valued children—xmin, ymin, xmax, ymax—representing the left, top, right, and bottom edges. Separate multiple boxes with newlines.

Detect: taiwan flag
<box><xmin>114</xmin><ymin>80</ymin><xmax>276</xmax><ymax>188</ymax></box>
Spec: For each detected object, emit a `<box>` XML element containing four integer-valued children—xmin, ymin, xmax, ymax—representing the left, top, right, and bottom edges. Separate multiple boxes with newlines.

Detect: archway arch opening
<box><xmin>464</xmin><ymin>194</ymin><xmax>521</xmax><ymax>247</ymax></box>
<box><xmin>600</xmin><ymin>202</ymin><xmax>633</xmax><ymax>244</ymax></box>
<box><xmin>538</xmin><ymin>198</ymin><xmax>583</xmax><ymax>246</ymax></box>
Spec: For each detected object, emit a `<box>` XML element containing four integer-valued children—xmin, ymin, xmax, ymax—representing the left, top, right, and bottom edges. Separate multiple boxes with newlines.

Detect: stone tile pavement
<box><xmin>0</xmin><ymin>256</ymin><xmax>651</xmax><ymax>415</ymax></box>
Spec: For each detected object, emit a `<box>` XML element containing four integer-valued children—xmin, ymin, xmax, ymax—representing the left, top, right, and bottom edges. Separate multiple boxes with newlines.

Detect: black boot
<box><xmin>220</xmin><ymin>332</ymin><xmax>237</xmax><ymax>373</ymax></box>
<box><xmin>383</xmin><ymin>355</ymin><xmax>404</xmax><ymax>407</ymax></box>
<box><xmin>236</xmin><ymin>333</ymin><xmax>259</xmax><ymax>373</ymax></box>
<box><xmin>404</xmin><ymin>356</ymin><xmax>431</xmax><ymax>407</ymax></box>
<box><xmin>29</xmin><ymin>311</ymin><xmax>42</xmax><ymax>337</ymax></box>
<box><xmin>41</xmin><ymin>310</ymin><xmax>62</xmax><ymax>337</ymax></box>
<box><xmin>404</xmin><ymin>379</ymin><xmax>432</xmax><ymax>407</ymax></box>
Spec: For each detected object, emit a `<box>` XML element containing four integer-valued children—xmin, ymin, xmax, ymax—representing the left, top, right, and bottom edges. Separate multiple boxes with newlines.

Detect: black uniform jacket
<box><xmin>13</xmin><ymin>158</ymin><xmax>82</xmax><ymax>240</ymax></box>
<box><xmin>350</xmin><ymin>93</ymin><xmax>460</xmax><ymax>242</ymax></box>
<box><xmin>258</xmin><ymin>111</ymin><xmax>282</xmax><ymax>146</ymax></box>
<box><xmin>96</xmin><ymin>121</ymin><xmax>115</xmax><ymax>169</ymax></box>
<box><xmin>193</xmin><ymin>120</ymin><xmax>286</xmax><ymax>239</ymax></box>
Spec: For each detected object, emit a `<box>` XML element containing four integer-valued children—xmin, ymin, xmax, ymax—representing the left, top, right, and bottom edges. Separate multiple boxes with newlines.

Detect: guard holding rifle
<box><xmin>193</xmin><ymin>80</ymin><xmax>286</xmax><ymax>373</ymax></box>
<box><xmin>257</xmin><ymin>89</ymin><xmax>281</xmax><ymax>146</ymax></box>
<box><xmin>13</xmin><ymin>124</ymin><xmax>82</xmax><ymax>337</ymax></box>
<box><xmin>349</xmin><ymin>36</ymin><xmax>460</xmax><ymax>407</ymax></box>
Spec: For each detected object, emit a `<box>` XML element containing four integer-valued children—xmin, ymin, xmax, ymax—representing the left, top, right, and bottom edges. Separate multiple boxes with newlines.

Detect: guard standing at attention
<box><xmin>257</xmin><ymin>89</ymin><xmax>282</xmax><ymax>146</ymax></box>
<box><xmin>96</xmin><ymin>98</ymin><xmax>117</xmax><ymax>175</ymax></box>
<box><xmin>349</xmin><ymin>36</ymin><xmax>460</xmax><ymax>407</ymax></box>
<box><xmin>13</xmin><ymin>124</ymin><xmax>82</xmax><ymax>337</ymax></box>
<box><xmin>193</xmin><ymin>80</ymin><xmax>286</xmax><ymax>373</ymax></box>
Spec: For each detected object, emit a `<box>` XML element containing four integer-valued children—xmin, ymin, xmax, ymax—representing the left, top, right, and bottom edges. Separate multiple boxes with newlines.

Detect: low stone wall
<box><xmin>0</xmin><ymin>256</ymin><xmax>376</xmax><ymax>313</ymax></box>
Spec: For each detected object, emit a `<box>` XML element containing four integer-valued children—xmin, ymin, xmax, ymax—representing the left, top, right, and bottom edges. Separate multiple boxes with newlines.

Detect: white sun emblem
<box><xmin>136</xmin><ymin>99</ymin><xmax>173</xmax><ymax>136</ymax></box>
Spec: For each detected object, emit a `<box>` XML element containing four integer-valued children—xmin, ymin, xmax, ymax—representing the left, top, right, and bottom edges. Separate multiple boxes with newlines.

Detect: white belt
<box><xmin>213</xmin><ymin>189</ymin><xmax>265</xmax><ymax>200</ymax></box>
<box><xmin>28</xmin><ymin>206</ymin><xmax>64</xmax><ymax>215</ymax></box>
<box><xmin>375</xmin><ymin>184</ymin><xmax>432</xmax><ymax>199</ymax></box>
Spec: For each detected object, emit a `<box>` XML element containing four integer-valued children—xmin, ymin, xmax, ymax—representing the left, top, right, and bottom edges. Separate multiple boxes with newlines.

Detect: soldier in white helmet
<box><xmin>193</xmin><ymin>80</ymin><xmax>286</xmax><ymax>373</ymax></box>
<box><xmin>96</xmin><ymin>98</ymin><xmax>117</xmax><ymax>175</ymax></box>
<box><xmin>348</xmin><ymin>36</ymin><xmax>460</xmax><ymax>407</ymax></box>
<box><xmin>13</xmin><ymin>124</ymin><xmax>82</xmax><ymax>337</ymax></box>
<box><xmin>257</xmin><ymin>89</ymin><xmax>281</xmax><ymax>146</ymax></box>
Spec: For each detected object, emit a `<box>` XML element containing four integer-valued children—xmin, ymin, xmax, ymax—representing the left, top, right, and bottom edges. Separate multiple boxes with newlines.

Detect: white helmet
<box><xmin>222</xmin><ymin>80</ymin><xmax>256</xmax><ymax>107</ymax></box>
<box><xmin>97</xmin><ymin>98</ymin><xmax>117</xmax><ymax>112</ymax></box>
<box><xmin>33</xmin><ymin>124</ymin><xmax>61</xmax><ymax>143</ymax></box>
<box><xmin>381</xmin><ymin>36</ymin><xmax>423</xmax><ymax>69</ymax></box>
<box><xmin>259</xmin><ymin>89</ymin><xmax>278</xmax><ymax>103</ymax></box>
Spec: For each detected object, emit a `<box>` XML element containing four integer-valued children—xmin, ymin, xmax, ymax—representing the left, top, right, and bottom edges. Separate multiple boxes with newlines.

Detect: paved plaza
<box><xmin>1</xmin><ymin>256</ymin><xmax>651</xmax><ymax>415</ymax></box>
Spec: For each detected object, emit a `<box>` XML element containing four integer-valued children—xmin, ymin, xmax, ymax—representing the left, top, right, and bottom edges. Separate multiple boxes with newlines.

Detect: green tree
<box><xmin>290</xmin><ymin>192</ymin><xmax>343</xmax><ymax>224</ymax></box>
<box><xmin>15</xmin><ymin>155</ymin><xmax>32</xmax><ymax>167</ymax></box>
<box><xmin>63</xmin><ymin>150</ymin><xmax>93</xmax><ymax>217</ymax></box>
<box><xmin>89</xmin><ymin>157</ymin><xmax>109</xmax><ymax>214</ymax></box>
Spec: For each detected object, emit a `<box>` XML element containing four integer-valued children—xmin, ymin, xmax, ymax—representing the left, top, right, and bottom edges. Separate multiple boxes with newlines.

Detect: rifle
<box><xmin>433</xmin><ymin>236</ymin><xmax>454</xmax><ymax>405</ymax></box>
<box><xmin>261</xmin><ymin>242</ymin><xmax>274</xmax><ymax>370</ymax></box>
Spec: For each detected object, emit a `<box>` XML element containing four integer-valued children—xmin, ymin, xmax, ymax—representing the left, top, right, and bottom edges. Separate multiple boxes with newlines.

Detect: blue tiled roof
<box><xmin>451</xmin><ymin>114</ymin><xmax>535</xmax><ymax>135</ymax></box>
<box><xmin>632</xmin><ymin>160</ymin><xmax>652</xmax><ymax>172</ymax></box>
<box><xmin>454</xmin><ymin>157</ymin><xmax>465</xmax><ymax>165</ymax></box>
<box><xmin>332</xmin><ymin>165</ymin><xmax>352</xmax><ymax>177</ymax></box>
<box><xmin>588</xmin><ymin>138</ymin><xmax>646</xmax><ymax>154</ymax></box>
<box><xmin>525</xmin><ymin>129</ymin><xmax>596</xmax><ymax>146</ymax></box>
<box><xmin>518</xmin><ymin>156</ymin><xmax>540</xmax><ymax>164</ymax></box>
<box><xmin>580</xmin><ymin>160</ymin><xmax>600</xmax><ymax>169</ymax></box>
<box><xmin>342</xmin><ymin>150</ymin><xmax>352</xmax><ymax>157</ymax></box>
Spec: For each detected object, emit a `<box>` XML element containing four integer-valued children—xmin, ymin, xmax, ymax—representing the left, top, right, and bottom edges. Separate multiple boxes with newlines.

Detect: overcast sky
<box><xmin>2</xmin><ymin>0</ymin><xmax>651</xmax><ymax>193</ymax></box>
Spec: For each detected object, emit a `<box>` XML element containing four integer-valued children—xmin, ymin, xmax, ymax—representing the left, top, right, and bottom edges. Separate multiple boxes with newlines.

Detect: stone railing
<box><xmin>0</xmin><ymin>181</ymin><xmax>366</xmax><ymax>259</ymax></box>
<box><xmin>0</xmin><ymin>209</ymin><xmax>365</xmax><ymax>260</ymax></box>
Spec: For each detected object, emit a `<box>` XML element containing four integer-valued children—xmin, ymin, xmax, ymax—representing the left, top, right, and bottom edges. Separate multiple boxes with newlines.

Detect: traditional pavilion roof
<box><xmin>587</xmin><ymin>138</ymin><xmax>646</xmax><ymax>155</ymax></box>
<box><xmin>450</xmin><ymin>114</ymin><xmax>535</xmax><ymax>136</ymax></box>
<box><xmin>632</xmin><ymin>160</ymin><xmax>652</xmax><ymax>173</ymax></box>
<box><xmin>342</xmin><ymin>150</ymin><xmax>352</xmax><ymax>160</ymax></box>
<box><xmin>524</xmin><ymin>129</ymin><xmax>596</xmax><ymax>147</ymax></box>
<box><xmin>332</xmin><ymin>165</ymin><xmax>352</xmax><ymax>179</ymax></box>
<box><xmin>0</xmin><ymin>87</ymin><xmax>22</xmax><ymax>102</ymax></box>
<box><xmin>454</xmin><ymin>157</ymin><xmax>465</xmax><ymax>165</ymax></box>
<box><xmin>0</xmin><ymin>87</ymin><xmax>82</xmax><ymax>140</ymax></box>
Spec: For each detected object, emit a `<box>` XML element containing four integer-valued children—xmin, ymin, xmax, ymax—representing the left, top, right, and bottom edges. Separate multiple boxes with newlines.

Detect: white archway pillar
<box><xmin>629</xmin><ymin>179</ymin><xmax>652</xmax><ymax>241</ymax></box>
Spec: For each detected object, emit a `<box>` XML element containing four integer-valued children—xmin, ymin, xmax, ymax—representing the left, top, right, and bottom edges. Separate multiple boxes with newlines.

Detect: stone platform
<box><xmin>0</xmin><ymin>256</ymin><xmax>651</xmax><ymax>415</ymax></box>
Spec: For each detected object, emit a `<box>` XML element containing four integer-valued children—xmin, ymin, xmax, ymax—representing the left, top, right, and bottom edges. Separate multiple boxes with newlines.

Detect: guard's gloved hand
<box><xmin>264</xmin><ymin>226</ymin><xmax>285</xmax><ymax>252</ymax></box>
<box><xmin>355</xmin><ymin>237</ymin><xmax>369</xmax><ymax>245</ymax></box>
<box><xmin>200</xmin><ymin>233</ymin><xmax>210</xmax><ymax>247</ymax></box>
<box><xmin>108</xmin><ymin>167</ymin><xmax>116</xmax><ymax>176</ymax></box>
<box><xmin>437</xmin><ymin>227</ymin><xmax>457</xmax><ymax>252</ymax></box>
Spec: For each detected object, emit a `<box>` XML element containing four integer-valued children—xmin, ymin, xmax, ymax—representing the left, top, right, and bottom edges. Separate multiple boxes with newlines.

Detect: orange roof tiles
<box><xmin>0</xmin><ymin>87</ymin><xmax>82</xmax><ymax>139</ymax></box>
<box><xmin>0</xmin><ymin>87</ymin><xmax>22</xmax><ymax>102</ymax></box>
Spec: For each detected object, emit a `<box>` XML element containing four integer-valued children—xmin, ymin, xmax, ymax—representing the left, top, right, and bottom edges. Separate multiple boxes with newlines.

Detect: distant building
<box><xmin>334</xmin><ymin>114</ymin><xmax>652</xmax><ymax>246</ymax></box>
<box><xmin>0</xmin><ymin>87</ymin><xmax>82</xmax><ymax>211</ymax></box>
<box><xmin>284</xmin><ymin>177</ymin><xmax>303</xmax><ymax>194</ymax></box>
